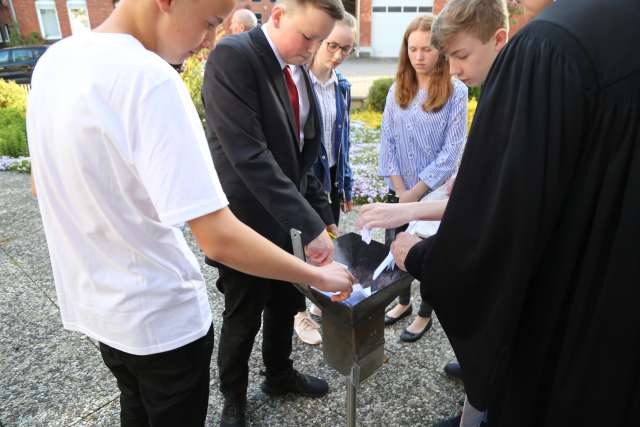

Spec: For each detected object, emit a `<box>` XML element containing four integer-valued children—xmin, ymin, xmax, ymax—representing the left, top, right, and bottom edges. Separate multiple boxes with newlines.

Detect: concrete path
<box><xmin>339</xmin><ymin>58</ymin><xmax>397</xmax><ymax>99</ymax></box>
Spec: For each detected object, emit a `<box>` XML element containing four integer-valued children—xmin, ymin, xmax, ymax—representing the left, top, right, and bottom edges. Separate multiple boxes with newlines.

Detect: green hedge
<box><xmin>366</xmin><ymin>78</ymin><xmax>394</xmax><ymax>113</ymax></box>
<box><xmin>0</xmin><ymin>79</ymin><xmax>29</xmax><ymax>158</ymax></box>
<box><xmin>0</xmin><ymin>108</ymin><xmax>28</xmax><ymax>157</ymax></box>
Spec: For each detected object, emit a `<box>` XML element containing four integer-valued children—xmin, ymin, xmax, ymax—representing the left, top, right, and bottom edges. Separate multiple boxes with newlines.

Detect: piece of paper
<box><xmin>360</xmin><ymin>227</ymin><xmax>372</xmax><ymax>244</ymax></box>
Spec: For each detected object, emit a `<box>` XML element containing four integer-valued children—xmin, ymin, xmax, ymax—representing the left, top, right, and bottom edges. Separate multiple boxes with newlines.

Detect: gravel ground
<box><xmin>0</xmin><ymin>171</ymin><xmax>464</xmax><ymax>426</ymax></box>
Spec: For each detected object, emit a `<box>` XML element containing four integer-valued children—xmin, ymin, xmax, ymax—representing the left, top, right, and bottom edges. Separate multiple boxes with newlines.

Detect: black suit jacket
<box><xmin>202</xmin><ymin>26</ymin><xmax>334</xmax><ymax>252</ymax></box>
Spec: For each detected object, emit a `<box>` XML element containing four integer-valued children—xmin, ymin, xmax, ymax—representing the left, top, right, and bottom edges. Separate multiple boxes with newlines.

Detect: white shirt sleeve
<box><xmin>133</xmin><ymin>77</ymin><xmax>228</xmax><ymax>226</ymax></box>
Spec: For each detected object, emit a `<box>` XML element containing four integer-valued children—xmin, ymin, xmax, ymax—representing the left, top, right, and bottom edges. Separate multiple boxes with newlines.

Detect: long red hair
<box><xmin>395</xmin><ymin>15</ymin><xmax>452</xmax><ymax>113</ymax></box>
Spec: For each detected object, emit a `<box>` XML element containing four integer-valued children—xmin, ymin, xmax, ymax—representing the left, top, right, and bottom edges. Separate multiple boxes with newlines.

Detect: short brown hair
<box><xmin>431</xmin><ymin>0</ymin><xmax>509</xmax><ymax>52</ymax></box>
<box><xmin>279</xmin><ymin>0</ymin><xmax>345</xmax><ymax>20</ymax></box>
<box><xmin>395</xmin><ymin>15</ymin><xmax>452</xmax><ymax>113</ymax></box>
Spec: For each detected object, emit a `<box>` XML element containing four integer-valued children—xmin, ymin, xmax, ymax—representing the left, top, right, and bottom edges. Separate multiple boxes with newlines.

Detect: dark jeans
<box><xmin>329</xmin><ymin>165</ymin><xmax>342</xmax><ymax>226</ymax></box>
<box><xmin>216</xmin><ymin>266</ymin><xmax>304</xmax><ymax>401</ymax></box>
<box><xmin>99</xmin><ymin>324</ymin><xmax>214</xmax><ymax>427</ymax></box>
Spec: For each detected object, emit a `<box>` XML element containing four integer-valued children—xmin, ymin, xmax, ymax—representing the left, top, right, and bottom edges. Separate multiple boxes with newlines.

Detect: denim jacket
<box><xmin>312</xmin><ymin>71</ymin><xmax>353</xmax><ymax>202</ymax></box>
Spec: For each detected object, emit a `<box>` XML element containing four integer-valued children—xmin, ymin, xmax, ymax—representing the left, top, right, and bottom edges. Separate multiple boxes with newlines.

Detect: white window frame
<box><xmin>66</xmin><ymin>0</ymin><xmax>91</xmax><ymax>34</ymax></box>
<box><xmin>35</xmin><ymin>0</ymin><xmax>63</xmax><ymax>40</ymax></box>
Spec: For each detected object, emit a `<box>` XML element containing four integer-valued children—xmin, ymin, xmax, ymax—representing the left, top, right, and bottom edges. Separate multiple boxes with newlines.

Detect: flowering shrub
<box><xmin>0</xmin><ymin>80</ymin><xmax>29</xmax><ymax>158</ymax></box>
<box><xmin>349</xmin><ymin>122</ymin><xmax>387</xmax><ymax>204</ymax></box>
<box><xmin>349</xmin><ymin>98</ymin><xmax>478</xmax><ymax>204</ymax></box>
<box><xmin>467</xmin><ymin>98</ymin><xmax>477</xmax><ymax>134</ymax></box>
<box><xmin>0</xmin><ymin>156</ymin><xmax>30</xmax><ymax>172</ymax></box>
<box><xmin>351</xmin><ymin>110</ymin><xmax>382</xmax><ymax>129</ymax></box>
<box><xmin>0</xmin><ymin>108</ymin><xmax>28</xmax><ymax>157</ymax></box>
<box><xmin>0</xmin><ymin>79</ymin><xmax>28</xmax><ymax>112</ymax></box>
<box><xmin>180</xmin><ymin>49</ymin><xmax>209</xmax><ymax>122</ymax></box>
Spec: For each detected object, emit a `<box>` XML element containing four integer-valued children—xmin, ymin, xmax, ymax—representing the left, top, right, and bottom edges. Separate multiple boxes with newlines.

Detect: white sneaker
<box><xmin>294</xmin><ymin>311</ymin><xmax>322</xmax><ymax>345</ymax></box>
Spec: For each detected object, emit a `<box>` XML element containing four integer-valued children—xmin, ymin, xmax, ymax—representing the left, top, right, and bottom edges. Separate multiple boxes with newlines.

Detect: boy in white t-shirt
<box><xmin>26</xmin><ymin>0</ymin><xmax>354</xmax><ymax>424</ymax></box>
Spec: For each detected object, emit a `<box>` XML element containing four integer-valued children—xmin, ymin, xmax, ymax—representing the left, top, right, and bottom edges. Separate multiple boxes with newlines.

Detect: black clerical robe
<box><xmin>405</xmin><ymin>1</ymin><xmax>640</xmax><ymax>426</ymax></box>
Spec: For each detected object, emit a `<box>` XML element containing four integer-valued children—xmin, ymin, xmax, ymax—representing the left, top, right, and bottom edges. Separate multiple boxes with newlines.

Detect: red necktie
<box><xmin>283</xmin><ymin>65</ymin><xmax>300</xmax><ymax>137</ymax></box>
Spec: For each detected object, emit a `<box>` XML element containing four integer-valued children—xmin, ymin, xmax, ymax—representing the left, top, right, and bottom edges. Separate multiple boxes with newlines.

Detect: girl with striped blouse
<box><xmin>379</xmin><ymin>15</ymin><xmax>468</xmax><ymax>342</ymax></box>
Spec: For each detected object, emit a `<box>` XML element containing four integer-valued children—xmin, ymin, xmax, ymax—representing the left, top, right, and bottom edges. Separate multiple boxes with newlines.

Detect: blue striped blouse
<box><xmin>378</xmin><ymin>79</ymin><xmax>468</xmax><ymax>190</ymax></box>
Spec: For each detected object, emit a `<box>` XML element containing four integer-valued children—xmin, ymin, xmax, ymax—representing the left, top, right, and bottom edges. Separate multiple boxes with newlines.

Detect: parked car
<box><xmin>0</xmin><ymin>45</ymin><xmax>48</xmax><ymax>84</ymax></box>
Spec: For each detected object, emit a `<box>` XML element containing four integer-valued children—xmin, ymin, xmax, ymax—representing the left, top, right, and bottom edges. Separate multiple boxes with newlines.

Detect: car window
<box><xmin>12</xmin><ymin>49</ymin><xmax>34</xmax><ymax>62</ymax></box>
<box><xmin>33</xmin><ymin>48</ymin><xmax>46</xmax><ymax>59</ymax></box>
<box><xmin>0</xmin><ymin>50</ymin><xmax>9</xmax><ymax>65</ymax></box>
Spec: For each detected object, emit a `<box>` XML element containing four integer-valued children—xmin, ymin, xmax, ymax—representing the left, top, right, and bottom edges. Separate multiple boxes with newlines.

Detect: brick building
<box><xmin>1</xmin><ymin>0</ymin><xmax>113</xmax><ymax>46</ymax></box>
<box><xmin>221</xmin><ymin>0</ymin><xmax>531</xmax><ymax>59</ymax></box>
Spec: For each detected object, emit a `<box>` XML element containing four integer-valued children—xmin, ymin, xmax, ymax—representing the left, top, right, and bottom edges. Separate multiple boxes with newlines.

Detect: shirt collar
<box><xmin>261</xmin><ymin>25</ymin><xmax>287</xmax><ymax>70</ymax></box>
<box><xmin>309</xmin><ymin>69</ymin><xmax>338</xmax><ymax>88</ymax></box>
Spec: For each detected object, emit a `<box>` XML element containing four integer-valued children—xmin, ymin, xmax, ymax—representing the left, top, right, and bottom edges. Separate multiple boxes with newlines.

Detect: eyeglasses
<box><xmin>326</xmin><ymin>41</ymin><xmax>354</xmax><ymax>56</ymax></box>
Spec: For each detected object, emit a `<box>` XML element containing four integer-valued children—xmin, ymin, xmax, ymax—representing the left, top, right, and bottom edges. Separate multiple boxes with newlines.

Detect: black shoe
<box><xmin>384</xmin><ymin>304</ymin><xmax>413</xmax><ymax>326</ymax></box>
<box><xmin>399</xmin><ymin>316</ymin><xmax>432</xmax><ymax>342</ymax></box>
<box><xmin>261</xmin><ymin>369</ymin><xmax>329</xmax><ymax>398</ymax></box>
<box><xmin>444</xmin><ymin>362</ymin><xmax>463</xmax><ymax>380</ymax></box>
<box><xmin>432</xmin><ymin>414</ymin><xmax>461</xmax><ymax>427</ymax></box>
<box><xmin>220</xmin><ymin>398</ymin><xmax>246</xmax><ymax>427</ymax></box>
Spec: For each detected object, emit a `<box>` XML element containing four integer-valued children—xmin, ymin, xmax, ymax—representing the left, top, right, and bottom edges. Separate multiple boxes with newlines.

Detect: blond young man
<box><xmin>26</xmin><ymin>0</ymin><xmax>354</xmax><ymax>424</ymax></box>
<box><xmin>202</xmin><ymin>0</ymin><xmax>346</xmax><ymax>425</ymax></box>
<box><xmin>358</xmin><ymin>1</ymin><xmax>509</xmax><ymax>426</ymax></box>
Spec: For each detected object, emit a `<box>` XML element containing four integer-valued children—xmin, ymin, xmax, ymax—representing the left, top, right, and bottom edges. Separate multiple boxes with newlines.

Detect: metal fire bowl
<box><xmin>296</xmin><ymin>232</ymin><xmax>414</xmax><ymax>379</ymax></box>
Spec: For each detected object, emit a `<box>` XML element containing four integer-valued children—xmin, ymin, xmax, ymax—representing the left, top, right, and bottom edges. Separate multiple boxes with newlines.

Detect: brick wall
<box><xmin>433</xmin><ymin>0</ymin><xmax>447</xmax><ymax>14</ymax></box>
<box><xmin>86</xmin><ymin>0</ymin><xmax>113</xmax><ymax>28</ymax></box>
<box><xmin>358</xmin><ymin>0</ymin><xmax>371</xmax><ymax>47</ymax></box>
<box><xmin>1</xmin><ymin>5</ymin><xmax>10</xmax><ymax>25</ymax></box>
<box><xmin>0</xmin><ymin>5</ymin><xmax>10</xmax><ymax>44</ymax></box>
<box><xmin>11</xmin><ymin>0</ymin><xmax>113</xmax><ymax>41</ymax></box>
<box><xmin>13</xmin><ymin>0</ymin><xmax>39</xmax><ymax>38</ymax></box>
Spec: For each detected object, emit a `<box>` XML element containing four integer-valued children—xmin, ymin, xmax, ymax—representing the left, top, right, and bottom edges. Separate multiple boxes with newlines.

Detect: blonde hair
<box><xmin>337</xmin><ymin>11</ymin><xmax>358</xmax><ymax>42</ymax></box>
<box><xmin>431</xmin><ymin>0</ymin><xmax>509</xmax><ymax>51</ymax></box>
<box><xmin>395</xmin><ymin>15</ymin><xmax>452</xmax><ymax>113</ymax></box>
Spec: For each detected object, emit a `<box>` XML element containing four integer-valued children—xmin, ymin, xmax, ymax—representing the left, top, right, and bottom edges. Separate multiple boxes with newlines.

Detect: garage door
<box><xmin>371</xmin><ymin>0</ymin><xmax>434</xmax><ymax>58</ymax></box>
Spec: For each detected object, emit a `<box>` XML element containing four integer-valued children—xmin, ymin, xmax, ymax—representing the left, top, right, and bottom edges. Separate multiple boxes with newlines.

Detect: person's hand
<box><xmin>356</xmin><ymin>203</ymin><xmax>413</xmax><ymax>230</ymax></box>
<box><xmin>446</xmin><ymin>175</ymin><xmax>457</xmax><ymax>196</ymax></box>
<box><xmin>311</xmin><ymin>261</ymin><xmax>355</xmax><ymax>302</ymax></box>
<box><xmin>305</xmin><ymin>230</ymin><xmax>334</xmax><ymax>266</ymax></box>
<box><xmin>326</xmin><ymin>223</ymin><xmax>339</xmax><ymax>239</ymax></box>
<box><xmin>390</xmin><ymin>232</ymin><xmax>422</xmax><ymax>271</ymax></box>
<box><xmin>341</xmin><ymin>199</ymin><xmax>353</xmax><ymax>213</ymax></box>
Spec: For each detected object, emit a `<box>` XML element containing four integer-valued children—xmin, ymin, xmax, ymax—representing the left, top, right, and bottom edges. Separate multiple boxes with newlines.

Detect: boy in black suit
<box><xmin>202</xmin><ymin>0</ymin><xmax>344</xmax><ymax>425</ymax></box>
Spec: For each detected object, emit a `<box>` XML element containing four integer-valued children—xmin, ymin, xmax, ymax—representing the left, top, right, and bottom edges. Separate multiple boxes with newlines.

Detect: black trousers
<box><xmin>216</xmin><ymin>266</ymin><xmax>304</xmax><ymax>401</ymax></box>
<box><xmin>99</xmin><ymin>324</ymin><xmax>214</xmax><ymax>427</ymax></box>
<box><xmin>398</xmin><ymin>284</ymin><xmax>434</xmax><ymax>318</ymax></box>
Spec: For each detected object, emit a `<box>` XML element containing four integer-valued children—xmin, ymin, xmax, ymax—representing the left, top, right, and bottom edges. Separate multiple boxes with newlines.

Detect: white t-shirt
<box><xmin>27</xmin><ymin>33</ymin><xmax>228</xmax><ymax>356</ymax></box>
